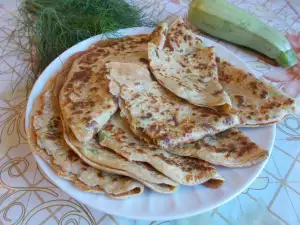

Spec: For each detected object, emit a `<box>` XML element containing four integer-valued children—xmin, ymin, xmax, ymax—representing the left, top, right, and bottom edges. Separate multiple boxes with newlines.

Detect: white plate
<box><xmin>25</xmin><ymin>27</ymin><xmax>276</xmax><ymax>221</ymax></box>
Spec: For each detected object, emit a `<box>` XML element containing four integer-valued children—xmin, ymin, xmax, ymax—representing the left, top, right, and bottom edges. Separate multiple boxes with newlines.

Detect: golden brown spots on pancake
<box><xmin>70</xmin><ymin>71</ymin><xmax>91</xmax><ymax>83</ymax></box>
<box><xmin>73</xmin><ymin>101</ymin><xmax>96</xmax><ymax>108</ymax></box>
<box><xmin>155</xmin><ymin>154</ymin><xmax>213</xmax><ymax>173</ymax></box>
<box><xmin>213</xmin><ymin>117</ymin><xmax>219</xmax><ymax>122</ymax></box>
<box><xmin>149</xmin><ymin>124</ymin><xmax>158</xmax><ymax>132</ymax></box>
<box><xmin>208</xmin><ymin>48</ymin><xmax>214</xmax><ymax>58</ymax></box>
<box><xmin>183</xmin><ymin>35</ymin><xmax>188</xmax><ymax>42</ymax></box>
<box><xmin>235</xmin><ymin>95</ymin><xmax>245</xmax><ymax>106</ymax></box>
<box><xmin>95</xmin><ymin>171</ymin><xmax>105</xmax><ymax>179</ymax></box>
<box><xmin>85</xmin><ymin>52</ymin><xmax>101</xmax><ymax>63</ymax></box>
<box><xmin>177</xmin><ymin>125</ymin><xmax>191</xmax><ymax>137</ymax></box>
<box><xmin>72</xmin><ymin>110</ymin><xmax>83</xmax><ymax>115</ymax></box>
<box><xmin>212</xmin><ymin>90</ymin><xmax>223</xmax><ymax>96</ymax></box>
<box><xmin>50</xmin><ymin>117</ymin><xmax>61</xmax><ymax>128</ymax></box>
<box><xmin>195</xmin><ymin>63</ymin><xmax>208</xmax><ymax>70</ymax></box>
<box><xmin>284</xmin><ymin>98</ymin><xmax>294</xmax><ymax>106</ymax></box>
<box><xmin>219</xmin><ymin>73</ymin><xmax>230</xmax><ymax>83</ymax></box>
<box><xmin>90</xmin><ymin>87</ymin><xmax>99</xmax><ymax>92</ymax></box>
<box><xmin>249</xmin><ymin>81</ymin><xmax>259</xmax><ymax>91</ymax></box>
<box><xmin>81</xmin><ymin>166</ymin><xmax>88</xmax><ymax>171</ymax></box>
<box><xmin>260</xmin><ymin>90</ymin><xmax>268</xmax><ymax>99</ymax></box>
<box><xmin>201</xmin><ymin>113</ymin><xmax>209</xmax><ymax>117</ymax></box>
<box><xmin>164</xmin><ymin>39</ymin><xmax>174</xmax><ymax>51</ymax></box>
<box><xmin>96</xmin><ymin>48</ymin><xmax>106</xmax><ymax>54</ymax></box>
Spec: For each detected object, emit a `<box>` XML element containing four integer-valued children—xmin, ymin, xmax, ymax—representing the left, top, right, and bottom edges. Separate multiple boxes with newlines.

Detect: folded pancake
<box><xmin>59</xmin><ymin>26</ymin><xmax>167</xmax><ymax>143</ymax></box>
<box><xmin>99</xmin><ymin>113</ymin><xmax>218</xmax><ymax>186</ymax></box>
<box><xmin>202</xmin><ymin>173</ymin><xmax>225</xmax><ymax>189</ymax></box>
<box><xmin>60</xmin><ymin>65</ymin><xmax>118</xmax><ymax>143</ymax></box>
<box><xmin>119</xmin><ymin>80</ymin><xmax>240</xmax><ymax>148</ymax></box>
<box><xmin>166</xmin><ymin>128</ymin><xmax>269</xmax><ymax>167</ymax></box>
<box><xmin>27</xmin><ymin>77</ymin><xmax>144</xmax><ymax>199</ymax></box>
<box><xmin>164</xmin><ymin>17</ymin><xmax>203</xmax><ymax>55</ymax></box>
<box><xmin>62</xmin><ymin>125</ymin><xmax>179</xmax><ymax>193</ymax></box>
<box><xmin>219</xmin><ymin>61</ymin><xmax>296</xmax><ymax>126</ymax></box>
<box><xmin>148</xmin><ymin>43</ymin><xmax>231</xmax><ymax>108</ymax></box>
<box><xmin>105</xmin><ymin>62</ymin><xmax>156</xmax><ymax>144</ymax></box>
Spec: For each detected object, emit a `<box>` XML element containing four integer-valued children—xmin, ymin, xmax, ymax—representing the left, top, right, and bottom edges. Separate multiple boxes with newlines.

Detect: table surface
<box><xmin>0</xmin><ymin>0</ymin><xmax>299</xmax><ymax>224</ymax></box>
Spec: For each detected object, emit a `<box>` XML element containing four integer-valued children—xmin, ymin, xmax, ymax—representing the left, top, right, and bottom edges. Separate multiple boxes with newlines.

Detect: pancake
<box><xmin>203</xmin><ymin>173</ymin><xmax>225</xmax><ymax>189</ymax></box>
<box><xmin>166</xmin><ymin>128</ymin><xmax>269</xmax><ymax>167</ymax></box>
<box><xmin>99</xmin><ymin>113</ymin><xmax>217</xmax><ymax>186</ymax></box>
<box><xmin>149</xmin><ymin>22</ymin><xmax>168</xmax><ymax>49</ymax></box>
<box><xmin>105</xmin><ymin>62</ymin><xmax>153</xmax><ymax>97</ymax></box>
<box><xmin>164</xmin><ymin>17</ymin><xmax>203</xmax><ymax>55</ymax></box>
<box><xmin>219</xmin><ymin>61</ymin><xmax>296</xmax><ymax>126</ymax></box>
<box><xmin>60</xmin><ymin>65</ymin><xmax>118</xmax><ymax>143</ymax></box>
<box><xmin>149</xmin><ymin>43</ymin><xmax>231</xmax><ymax>108</ymax></box>
<box><xmin>119</xmin><ymin>80</ymin><xmax>240</xmax><ymax>148</ymax></box>
<box><xmin>62</xmin><ymin>125</ymin><xmax>179</xmax><ymax>193</ymax></box>
<box><xmin>59</xmin><ymin>27</ymin><xmax>166</xmax><ymax>143</ymax></box>
<box><xmin>27</xmin><ymin>77</ymin><xmax>144</xmax><ymax>199</ymax></box>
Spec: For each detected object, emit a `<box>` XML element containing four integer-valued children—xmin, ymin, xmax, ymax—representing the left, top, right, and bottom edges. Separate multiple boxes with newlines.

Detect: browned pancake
<box><xmin>119</xmin><ymin>81</ymin><xmax>240</xmax><ymax>148</ymax></box>
<box><xmin>99</xmin><ymin>113</ymin><xmax>218</xmax><ymax>186</ymax></box>
<box><xmin>219</xmin><ymin>61</ymin><xmax>296</xmax><ymax>126</ymax></box>
<box><xmin>164</xmin><ymin>17</ymin><xmax>203</xmax><ymax>55</ymax></box>
<box><xmin>167</xmin><ymin>128</ymin><xmax>269</xmax><ymax>167</ymax></box>
<box><xmin>148</xmin><ymin>43</ymin><xmax>231</xmax><ymax>108</ymax></box>
<box><xmin>149</xmin><ymin>22</ymin><xmax>168</xmax><ymax>49</ymax></box>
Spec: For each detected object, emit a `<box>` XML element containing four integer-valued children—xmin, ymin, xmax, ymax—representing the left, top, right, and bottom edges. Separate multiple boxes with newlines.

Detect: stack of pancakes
<box><xmin>27</xmin><ymin>18</ymin><xmax>296</xmax><ymax>199</ymax></box>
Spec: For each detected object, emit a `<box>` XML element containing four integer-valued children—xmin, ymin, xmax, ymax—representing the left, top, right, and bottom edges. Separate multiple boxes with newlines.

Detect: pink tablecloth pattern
<box><xmin>0</xmin><ymin>0</ymin><xmax>299</xmax><ymax>224</ymax></box>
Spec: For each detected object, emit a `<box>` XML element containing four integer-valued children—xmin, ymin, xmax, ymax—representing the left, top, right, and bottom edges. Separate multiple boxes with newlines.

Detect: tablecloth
<box><xmin>0</xmin><ymin>0</ymin><xmax>299</xmax><ymax>224</ymax></box>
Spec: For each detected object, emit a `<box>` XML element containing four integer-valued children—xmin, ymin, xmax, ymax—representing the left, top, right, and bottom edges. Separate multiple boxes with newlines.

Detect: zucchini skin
<box><xmin>188</xmin><ymin>0</ymin><xmax>298</xmax><ymax>68</ymax></box>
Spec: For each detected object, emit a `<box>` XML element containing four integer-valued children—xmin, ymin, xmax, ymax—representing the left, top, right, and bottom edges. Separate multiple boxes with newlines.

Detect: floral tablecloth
<box><xmin>0</xmin><ymin>0</ymin><xmax>299</xmax><ymax>224</ymax></box>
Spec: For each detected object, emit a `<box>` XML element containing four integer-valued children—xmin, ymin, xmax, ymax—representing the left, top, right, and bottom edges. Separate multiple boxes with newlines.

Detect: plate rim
<box><xmin>25</xmin><ymin>26</ymin><xmax>276</xmax><ymax>221</ymax></box>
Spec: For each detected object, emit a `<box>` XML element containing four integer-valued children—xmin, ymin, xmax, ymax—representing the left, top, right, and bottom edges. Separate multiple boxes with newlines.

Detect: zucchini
<box><xmin>188</xmin><ymin>0</ymin><xmax>298</xmax><ymax>68</ymax></box>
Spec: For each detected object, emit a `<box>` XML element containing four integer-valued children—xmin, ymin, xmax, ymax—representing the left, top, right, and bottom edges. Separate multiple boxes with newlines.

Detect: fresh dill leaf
<box><xmin>19</xmin><ymin>0</ymin><xmax>157</xmax><ymax>75</ymax></box>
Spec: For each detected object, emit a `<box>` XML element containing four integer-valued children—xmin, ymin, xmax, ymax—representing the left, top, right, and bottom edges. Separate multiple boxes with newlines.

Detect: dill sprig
<box><xmin>20</xmin><ymin>0</ymin><xmax>157</xmax><ymax>74</ymax></box>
